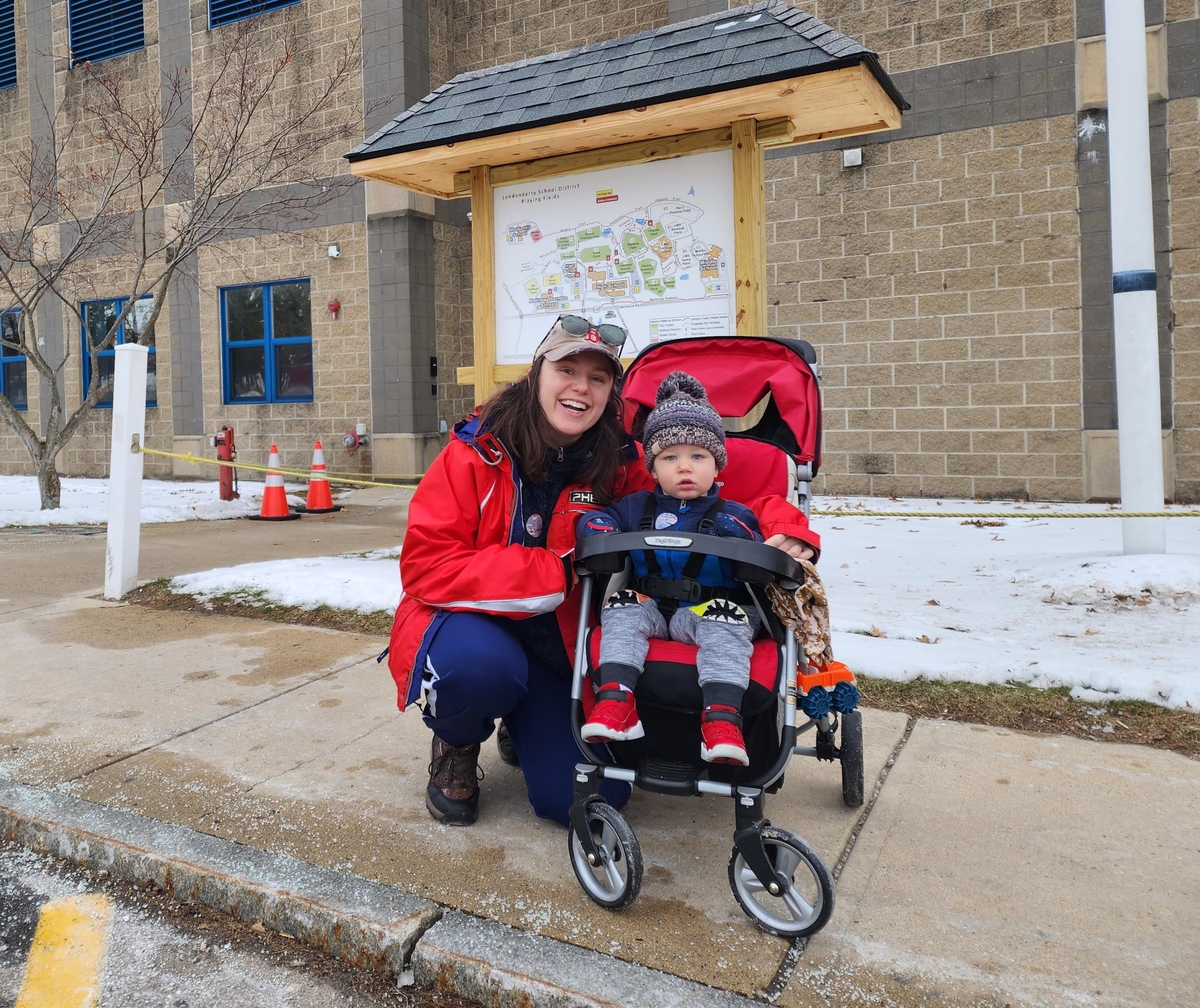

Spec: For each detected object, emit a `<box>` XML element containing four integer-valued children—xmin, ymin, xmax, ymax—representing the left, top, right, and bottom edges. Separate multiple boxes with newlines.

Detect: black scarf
<box><xmin>513</xmin><ymin>426</ymin><xmax>600</xmax><ymax>674</ymax></box>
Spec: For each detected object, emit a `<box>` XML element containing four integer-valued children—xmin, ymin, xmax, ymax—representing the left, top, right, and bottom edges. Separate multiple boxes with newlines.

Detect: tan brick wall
<box><xmin>53</xmin><ymin>253</ymin><xmax>176</xmax><ymax>480</ymax></box>
<box><xmin>767</xmin><ymin>116</ymin><xmax>1085</xmax><ymax>500</ymax></box>
<box><xmin>188</xmin><ymin>0</ymin><xmax>365</xmax><ymax>186</ymax></box>
<box><xmin>195</xmin><ymin>224</ymin><xmax>372</xmax><ymax>478</ymax></box>
<box><xmin>795</xmin><ymin>0</ymin><xmax>1075</xmax><ymax>73</ymax></box>
<box><xmin>451</xmin><ymin>0</ymin><xmax>669</xmax><ymax>75</ymax></box>
<box><xmin>1169</xmin><ymin>95</ymin><xmax>1200</xmax><ymax>503</ymax></box>
<box><xmin>435</xmin><ymin>222</ymin><xmax>476</xmax><ymax>424</ymax></box>
<box><xmin>0</xmin><ymin>0</ymin><xmax>370</xmax><ymax>484</ymax></box>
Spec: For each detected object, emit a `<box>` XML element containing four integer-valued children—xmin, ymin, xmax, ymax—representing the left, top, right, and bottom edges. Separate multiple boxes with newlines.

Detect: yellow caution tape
<box><xmin>134</xmin><ymin>446</ymin><xmax>422</xmax><ymax>488</ymax></box>
<box><xmin>133</xmin><ymin>446</ymin><xmax>1200</xmax><ymax>516</ymax></box>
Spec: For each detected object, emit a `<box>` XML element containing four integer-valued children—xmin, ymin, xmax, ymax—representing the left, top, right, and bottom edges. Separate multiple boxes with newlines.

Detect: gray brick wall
<box><xmin>368</xmin><ymin>214</ymin><xmax>439</xmax><ymax>435</ymax></box>
<box><xmin>158</xmin><ymin>0</ymin><xmax>203</xmax><ymax>437</ymax></box>
<box><xmin>668</xmin><ymin>0</ymin><xmax>727</xmax><ymax>23</ymax></box>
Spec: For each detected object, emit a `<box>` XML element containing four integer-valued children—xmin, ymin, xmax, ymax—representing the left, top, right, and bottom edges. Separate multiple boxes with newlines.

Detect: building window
<box><xmin>68</xmin><ymin>0</ymin><xmax>144</xmax><ymax>65</ymax></box>
<box><xmin>0</xmin><ymin>0</ymin><xmax>16</xmax><ymax>90</ymax></box>
<box><xmin>81</xmin><ymin>296</ymin><xmax>156</xmax><ymax>408</ymax></box>
<box><xmin>209</xmin><ymin>0</ymin><xmax>301</xmax><ymax>30</ymax></box>
<box><xmin>1</xmin><ymin>311</ymin><xmax>27</xmax><ymax>410</ymax></box>
<box><xmin>221</xmin><ymin>279</ymin><xmax>313</xmax><ymax>404</ymax></box>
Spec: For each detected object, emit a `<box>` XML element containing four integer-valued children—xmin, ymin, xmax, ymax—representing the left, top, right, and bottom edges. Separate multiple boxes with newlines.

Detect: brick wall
<box><xmin>1170</xmin><ymin>94</ymin><xmax>1200</xmax><ymax>501</ymax></box>
<box><xmin>799</xmin><ymin>0</ymin><xmax>1075</xmax><ymax>72</ymax></box>
<box><xmin>0</xmin><ymin>0</ymin><xmax>372</xmax><ymax>483</ymax></box>
<box><xmin>767</xmin><ymin>118</ymin><xmax>1085</xmax><ymax>499</ymax></box>
<box><xmin>434</xmin><ymin>221</ymin><xmax>476</xmax><ymax>426</ymax></box>
<box><xmin>450</xmin><ymin>0</ymin><xmax>669</xmax><ymax>74</ymax></box>
<box><xmin>195</xmin><ymin>225</ymin><xmax>372</xmax><ymax>477</ymax></box>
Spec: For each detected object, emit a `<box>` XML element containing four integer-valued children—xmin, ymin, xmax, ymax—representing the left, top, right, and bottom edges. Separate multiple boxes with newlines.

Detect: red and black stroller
<box><xmin>567</xmin><ymin>336</ymin><xmax>862</xmax><ymax>938</ymax></box>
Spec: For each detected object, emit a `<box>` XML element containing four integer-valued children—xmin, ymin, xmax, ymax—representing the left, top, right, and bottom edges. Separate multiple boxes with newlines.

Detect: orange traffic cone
<box><xmin>248</xmin><ymin>444</ymin><xmax>300</xmax><ymax>521</ymax></box>
<box><xmin>299</xmin><ymin>440</ymin><xmax>339</xmax><ymax>514</ymax></box>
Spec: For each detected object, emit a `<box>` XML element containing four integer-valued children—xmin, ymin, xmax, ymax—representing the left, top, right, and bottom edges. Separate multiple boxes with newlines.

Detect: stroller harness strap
<box><xmin>633</xmin><ymin>496</ymin><xmax>750</xmax><ymax>609</ymax></box>
<box><xmin>631</xmin><ymin>575</ymin><xmax>753</xmax><ymax>608</ymax></box>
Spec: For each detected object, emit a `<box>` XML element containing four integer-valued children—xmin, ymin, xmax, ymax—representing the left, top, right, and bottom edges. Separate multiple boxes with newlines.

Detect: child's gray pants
<box><xmin>597</xmin><ymin>589</ymin><xmax>761</xmax><ymax>704</ymax></box>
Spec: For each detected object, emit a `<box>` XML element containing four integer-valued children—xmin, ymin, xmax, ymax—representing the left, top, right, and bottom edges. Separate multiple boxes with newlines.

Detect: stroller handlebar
<box><xmin>575</xmin><ymin>531</ymin><xmax>803</xmax><ymax>587</ymax></box>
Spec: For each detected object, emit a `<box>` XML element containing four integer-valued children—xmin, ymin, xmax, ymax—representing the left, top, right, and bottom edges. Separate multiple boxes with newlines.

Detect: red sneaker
<box><xmin>582</xmin><ymin>683</ymin><xmax>645</xmax><ymax>742</ymax></box>
<box><xmin>700</xmin><ymin>706</ymin><xmax>749</xmax><ymax>765</ymax></box>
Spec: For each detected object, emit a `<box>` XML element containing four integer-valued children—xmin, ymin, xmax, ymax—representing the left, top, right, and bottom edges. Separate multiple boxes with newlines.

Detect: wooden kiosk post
<box><xmin>346</xmin><ymin>6</ymin><xmax>905</xmax><ymax>412</ymax></box>
<box><xmin>469</xmin><ymin>165</ymin><xmax>497</xmax><ymax>409</ymax></box>
<box><xmin>731</xmin><ymin>118</ymin><xmax>767</xmax><ymax>338</ymax></box>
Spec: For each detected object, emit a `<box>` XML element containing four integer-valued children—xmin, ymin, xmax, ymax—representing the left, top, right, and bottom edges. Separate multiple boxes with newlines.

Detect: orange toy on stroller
<box><xmin>567</xmin><ymin>336</ymin><xmax>861</xmax><ymax>938</ymax></box>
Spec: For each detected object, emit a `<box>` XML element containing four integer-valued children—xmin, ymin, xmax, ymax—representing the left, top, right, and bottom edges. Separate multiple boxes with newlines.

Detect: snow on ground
<box><xmin>817</xmin><ymin>496</ymin><xmax>1200</xmax><ymax>709</ymax></box>
<box><xmin>170</xmin><ymin>547</ymin><xmax>402</xmax><ymax>615</ymax></box>
<box><xmin>163</xmin><ymin>495</ymin><xmax>1200</xmax><ymax>708</ymax></box>
<box><xmin>0</xmin><ymin>475</ymin><xmax>303</xmax><ymax>526</ymax></box>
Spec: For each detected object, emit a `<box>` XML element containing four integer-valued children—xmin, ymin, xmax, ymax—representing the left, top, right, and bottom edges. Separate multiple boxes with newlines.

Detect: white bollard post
<box><xmin>1104</xmin><ymin>0</ymin><xmax>1166</xmax><ymax>554</ymax></box>
<box><xmin>104</xmin><ymin>343</ymin><xmax>150</xmax><ymax>599</ymax></box>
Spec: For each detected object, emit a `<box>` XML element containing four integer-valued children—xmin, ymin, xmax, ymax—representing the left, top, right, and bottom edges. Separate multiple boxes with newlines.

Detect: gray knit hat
<box><xmin>642</xmin><ymin>371</ymin><xmax>727</xmax><ymax>472</ymax></box>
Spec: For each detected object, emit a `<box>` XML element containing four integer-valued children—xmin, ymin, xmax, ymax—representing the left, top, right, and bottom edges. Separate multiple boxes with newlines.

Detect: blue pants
<box><xmin>422</xmin><ymin>612</ymin><xmax>630</xmax><ymax>826</ymax></box>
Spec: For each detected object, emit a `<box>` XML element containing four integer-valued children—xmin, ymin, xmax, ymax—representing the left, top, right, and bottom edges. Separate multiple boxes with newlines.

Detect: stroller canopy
<box><xmin>621</xmin><ymin>336</ymin><xmax>821</xmax><ymax>468</ymax></box>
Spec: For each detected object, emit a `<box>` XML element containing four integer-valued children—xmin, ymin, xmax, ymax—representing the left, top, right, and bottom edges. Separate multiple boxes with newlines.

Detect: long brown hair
<box><xmin>478</xmin><ymin>356</ymin><xmax>627</xmax><ymax>504</ymax></box>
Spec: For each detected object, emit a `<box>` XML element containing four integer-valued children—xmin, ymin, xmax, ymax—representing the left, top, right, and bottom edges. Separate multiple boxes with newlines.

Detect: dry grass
<box><xmin>859</xmin><ymin>675</ymin><xmax>1200</xmax><ymax>761</ymax></box>
<box><xmin>127</xmin><ymin>579</ymin><xmax>392</xmax><ymax>636</ymax></box>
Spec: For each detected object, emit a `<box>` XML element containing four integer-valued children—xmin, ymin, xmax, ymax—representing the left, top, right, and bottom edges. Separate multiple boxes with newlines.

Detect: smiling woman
<box><xmin>386</xmin><ymin>315</ymin><xmax>821</xmax><ymax>829</ymax></box>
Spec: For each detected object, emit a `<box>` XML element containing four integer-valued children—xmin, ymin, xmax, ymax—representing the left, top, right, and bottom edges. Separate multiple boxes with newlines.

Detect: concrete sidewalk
<box><xmin>2</xmin><ymin>496</ymin><xmax>1198</xmax><ymax>1006</ymax></box>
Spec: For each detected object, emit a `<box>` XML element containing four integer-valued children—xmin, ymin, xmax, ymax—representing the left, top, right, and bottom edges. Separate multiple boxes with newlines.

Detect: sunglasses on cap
<box><xmin>557</xmin><ymin>315</ymin><xmax>627</xmax><ymax>349</ymax></box>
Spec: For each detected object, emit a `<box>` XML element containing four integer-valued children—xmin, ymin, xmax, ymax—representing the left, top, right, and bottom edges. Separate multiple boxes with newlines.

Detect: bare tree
<box><xmin>0</xmin><ymin>18</ymin><xmax>376</xmax><ymax>509</ymax></box>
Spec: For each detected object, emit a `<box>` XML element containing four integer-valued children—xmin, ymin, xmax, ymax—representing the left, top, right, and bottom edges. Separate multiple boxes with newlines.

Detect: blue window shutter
<box><xmin>0</xmin><ymin>0</ymin><xmax>16</xmax><ymax>90</ymax></box>
<box><xmin>68</xmin><ymin>0</ymin><xmax>144</xmax><ymax>65</ymax></box>
<box><xmin>209</xmin><ymin>0</ymin><xmax>301</xmax><ymax>30</ymax></box>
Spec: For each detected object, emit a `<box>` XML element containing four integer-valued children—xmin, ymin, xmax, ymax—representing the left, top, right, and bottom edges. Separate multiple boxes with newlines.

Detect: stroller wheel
<box><xmin>840</xmin><ymin>709</ymin><xmax>865</xmax><ymax>807</ymax></box>
<box><xmin>728</xmin><ymin>826</ymin><xmax>834</xmax><ymax>938</ymax></box>
<box><xmin>568</xmin><ymin>801</ymin><xmax>643</xmax><ymax>910</ymax></box>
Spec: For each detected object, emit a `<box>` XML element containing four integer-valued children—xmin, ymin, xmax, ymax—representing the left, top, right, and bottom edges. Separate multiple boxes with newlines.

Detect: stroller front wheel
<box><xmin>728</xmin><ymin>826</ymin><xmax>834</xmax><ymax>938</ymax></box>
<box><xmin>568</xmin><ymin>801</ymin><xmax>643</xmax><ymax>909</ymax></box>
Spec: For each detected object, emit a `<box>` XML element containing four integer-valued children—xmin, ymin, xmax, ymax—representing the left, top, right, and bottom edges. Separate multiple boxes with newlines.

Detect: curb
<box><xmin>0</xmin><ymin>781</ymin><xmax>758</xmax><ymax>1007</ymax></box>
<box><xmin>415</xmin><ymin>910</ymin><xmax>757</xmax><ymax>1008</ymax></box>
<box><xmin>0</xmin><ymin>780</ymin><xmax>439</xmax><ymax>976</ymax></box>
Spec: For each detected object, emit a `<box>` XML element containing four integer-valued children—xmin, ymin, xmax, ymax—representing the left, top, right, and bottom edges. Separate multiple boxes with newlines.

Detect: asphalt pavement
<box><xmin>2</xmin><ymin>487</ymin><xmax>1199</xmax><ymax>1007</ymax></box>
<box><xmin>0</xmin><ymin>844</ymin><xmax>472</xmax><ymax>1008</ymax></box>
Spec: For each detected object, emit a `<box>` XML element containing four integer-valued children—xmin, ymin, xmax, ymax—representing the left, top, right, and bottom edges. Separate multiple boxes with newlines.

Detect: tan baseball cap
<box><xmin>533</xmin><ymin>315</ymin><xmax>627</xmax><ymax>375</ymax></box>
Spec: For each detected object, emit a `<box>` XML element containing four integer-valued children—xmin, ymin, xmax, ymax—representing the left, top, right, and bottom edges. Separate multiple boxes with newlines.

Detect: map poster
<box><xmin>491</xmin><ymin>150</ymin><xmax>736</xmax><ymax>365</ymax></box>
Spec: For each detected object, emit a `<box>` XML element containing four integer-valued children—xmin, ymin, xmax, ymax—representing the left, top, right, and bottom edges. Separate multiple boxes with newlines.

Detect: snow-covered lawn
<box><xmin>819</xmin><ymin>497</ymin><xmax>1200</xmax><ymax>709</ymax></box>
<box><xmin>0</xmin><ymin>475</ymin><xmax>301</xmax><ymax>526</ymax></box>
<box><xmin>164</xmin><ymin>497</ymin><xmax>1200</xmax><ymax>708</ymax></box>
<box><xmin>170</xmin><ymin>548</ymin><xmax>401</xmax><ymax>615</ymax></box>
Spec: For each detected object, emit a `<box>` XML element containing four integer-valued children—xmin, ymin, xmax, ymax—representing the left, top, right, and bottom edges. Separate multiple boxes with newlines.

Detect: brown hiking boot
<box><xmin>426</xmin><ymin>735</ymin><xmax>483</xmax><ymax>825</ymax></box>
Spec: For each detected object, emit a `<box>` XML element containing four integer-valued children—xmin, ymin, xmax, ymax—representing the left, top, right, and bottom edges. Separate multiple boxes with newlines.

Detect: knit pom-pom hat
<box><xmin>642</xmin><ymin>371</ymin><xmax>727</xmax><ymax>472</ymax></box>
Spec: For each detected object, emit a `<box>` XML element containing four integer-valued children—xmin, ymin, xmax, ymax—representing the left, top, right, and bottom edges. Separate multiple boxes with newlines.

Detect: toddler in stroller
<box><xmin>566</xmin><ymin>335</ymin><xmax>860</xmax><ymax>938</ymax></box>
<box><xmin>577</xmin><ymin>371</ymin><xmax>793</xmax><ymax>766</ymax></box>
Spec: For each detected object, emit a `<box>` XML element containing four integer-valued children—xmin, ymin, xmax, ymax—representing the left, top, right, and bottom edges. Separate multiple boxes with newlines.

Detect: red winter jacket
<box><xmin>387</xmin><ymin>415</ymin><xmax>820</xmax><ymax>711</ymax></box>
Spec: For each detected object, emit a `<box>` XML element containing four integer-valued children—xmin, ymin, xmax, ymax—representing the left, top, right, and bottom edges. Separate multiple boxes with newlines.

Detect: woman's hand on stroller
<box><xmin>764</xmin><ymin>534</ymin><xmax>815</xmax><ymax>562</ymax></box>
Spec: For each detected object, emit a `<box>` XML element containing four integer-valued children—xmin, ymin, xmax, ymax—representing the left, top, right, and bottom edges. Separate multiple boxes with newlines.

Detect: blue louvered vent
<box><xmin>209</xmin><ymin>0</ymin><xmax>300</xmax><ymax>30</ymax></box>
<box><xmin>68</xmin><ymin>0</ymin><xmax>144</xmax><ymax>65</ymax></box>
<box><xmin>0</xmin><ymin>0</ymin><xmax>16</xmax><ymax>90</ymax></box>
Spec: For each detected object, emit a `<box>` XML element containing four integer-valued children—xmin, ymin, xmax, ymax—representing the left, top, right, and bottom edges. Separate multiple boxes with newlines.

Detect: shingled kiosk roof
<box><xmin>346</xmin><ymin>1</ymin><xmax>906</xmax><ymax>198</ymax></box>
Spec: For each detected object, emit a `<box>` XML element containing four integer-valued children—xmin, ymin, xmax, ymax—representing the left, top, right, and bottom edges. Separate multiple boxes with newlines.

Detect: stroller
<box><xmin>566</xmin><ymin>336</ymin><xmax>862</xmax><ymax>938</ymax></box>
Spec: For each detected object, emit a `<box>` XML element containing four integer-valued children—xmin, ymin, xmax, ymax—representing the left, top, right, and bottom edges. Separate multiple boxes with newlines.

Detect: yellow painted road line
<box><xmin>15</xmin><ymin>894</ymin><xmax>112</xmax><ymax>1008</ymax></box>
